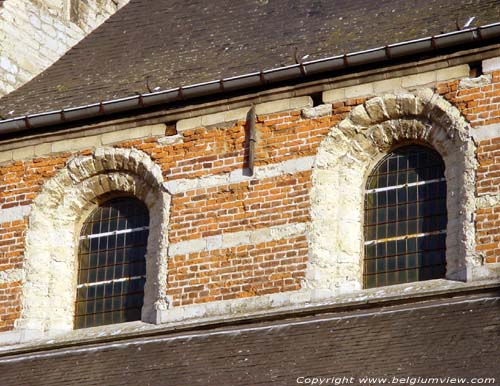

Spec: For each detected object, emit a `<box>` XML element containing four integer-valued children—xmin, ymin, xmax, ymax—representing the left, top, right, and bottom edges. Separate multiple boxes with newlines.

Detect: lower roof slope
<box><xmin>0</xmin><ymin>0</ymin><xmax>500</xmax><ymax>118</ymax></box>
<box><xmin>1</xmin><ymin>290</ymin><xmax>499</xmax><ymax>385</ymax></box>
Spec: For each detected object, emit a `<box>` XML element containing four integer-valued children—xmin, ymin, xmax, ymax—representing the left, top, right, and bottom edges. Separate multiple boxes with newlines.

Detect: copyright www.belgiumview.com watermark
<box><xmin>295</xmin><ymin>376</ymin><xmax>497</xmax><ymax>386</ymax></box>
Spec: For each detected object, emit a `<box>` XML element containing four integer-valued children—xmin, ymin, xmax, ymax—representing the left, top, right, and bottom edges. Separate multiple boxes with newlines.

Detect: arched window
<box><xmin>75</xmin><ymin>197</ymin><xmax>150</xmax><ymax>328</ymax></box>
<box><xmin>364</xmin><ymin>145</ymin><xmax>447</xmax><ymax>289</ymax></box>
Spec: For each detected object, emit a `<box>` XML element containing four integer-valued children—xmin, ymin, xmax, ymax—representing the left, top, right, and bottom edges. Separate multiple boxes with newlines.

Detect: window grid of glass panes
<box><xmin>75</xmin><ymin>198</ymin><xmax>149</xmax><ymax>329</ymax></box>
<box><xmin>363</xmin><ymin>146</ymin><xmax>447</xmax><ymax>289</ymax></box>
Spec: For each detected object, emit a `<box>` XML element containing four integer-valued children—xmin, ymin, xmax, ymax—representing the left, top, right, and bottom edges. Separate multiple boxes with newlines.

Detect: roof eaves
<box><xmin>1</xmin><ymin>22</ymin><xmax>499</xmax><ymax>136</ymax></box>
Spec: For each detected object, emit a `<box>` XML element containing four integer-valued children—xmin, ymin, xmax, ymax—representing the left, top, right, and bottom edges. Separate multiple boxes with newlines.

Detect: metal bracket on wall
<box><xmin>247</xmin><ymin>104</ymin><xmax>256</xmax><ymax>176</ymax></box>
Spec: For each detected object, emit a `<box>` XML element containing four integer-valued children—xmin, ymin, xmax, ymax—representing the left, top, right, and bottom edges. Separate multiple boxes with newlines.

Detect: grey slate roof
<box><xmin>0</xmin><ymin>292</ymin><xmax>499</xmax><ymax>385</ymax></box>
<box><xmin>0</xmin><ymin>0</ymin><xmax>499</xmax><ymax>118</ymax></box>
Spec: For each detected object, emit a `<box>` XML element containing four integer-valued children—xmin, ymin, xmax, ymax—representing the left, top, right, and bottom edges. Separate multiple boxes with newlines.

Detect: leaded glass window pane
<box><xmin>364</xmin><ymin>145</ymin><xmax>447</xmax><ymax>289</ymax></box>
<box><xmin>75</xmin><ymin>197</ymin><xmax>149</xmax><ymax>329</ymax></box>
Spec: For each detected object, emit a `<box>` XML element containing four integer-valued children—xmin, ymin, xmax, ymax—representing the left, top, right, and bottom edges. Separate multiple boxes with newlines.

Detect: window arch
<box><xmin>308</xmin><ymin>90</ymin><xmax>477</xmax><ymax>291</ymax></box>
<box><xmin>18</xmin><ymin>147</ymin><xmax>170</xmax><ymax>337</ymax></box>
<box><xmin>363</xmin><ymin>145</ymin><xmax>447</xmax><ymax>288</ymax></box>
<box><xmin>75</xmin><ymin>197</ymin><xmax>150</xmax><ymax>328</ymax></box>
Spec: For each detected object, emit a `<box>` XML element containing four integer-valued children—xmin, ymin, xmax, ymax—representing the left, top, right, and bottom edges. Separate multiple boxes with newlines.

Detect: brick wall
<box><xmin>476</xmin><ymin>138</ymin><xmax>500</xmax><ymax>196</ymax></box>
<box><xmin>437</xmin><ymin>70</ymin><xmax>500</xmax><ymax>263</ymax></box>
<box><xmin>169</xmin><ymin>172</ymin><xmax>311</xmax><ymax>243</ymax></box>
<box><xmin>1</xmin><ymin>65</ymin><xmax>500</xmax><ymax>334</ymax></box>
<box><xmin>0</xmin><ymin>158</ymin><xmax>67</xmax><ymax>209</ymax></box>
<box><xmin>167</xmin><ymin>235</ymin><xmax>307</xmax><ymax>306</ymax></box>
<box><xmin>475</xmin><ymin>131</ymin><xmax>500</xmax><ymax>263</ymax></box>
<box><xmin>0</xmin><ymin>219</ymin><xmax>26</xmax><ymax>272</ymax></box>
<box><xmin>0</xmin><ymin>109</ymin><xmax>326</xmax><ymax>330</ymax></box>
<box><xmin>440</xmin><ymin>72</ymin><xmax>500</xmax><ymax>128</ymax></box>
<box><xmin>475</xmin><ymin>206</ymin><xmax>500</xmax><ymax>263</ymax></box>
<box><xmin>0</xmin><ymin>280</ymin><xmax>21</xmax><ymax>332</ymax></box>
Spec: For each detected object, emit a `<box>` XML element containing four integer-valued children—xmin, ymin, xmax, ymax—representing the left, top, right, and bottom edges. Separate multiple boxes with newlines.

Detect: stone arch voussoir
<box><xmin>308</xmin><ymin>89</ymin><xmax>476</xmax><ymax>292</ymax></box>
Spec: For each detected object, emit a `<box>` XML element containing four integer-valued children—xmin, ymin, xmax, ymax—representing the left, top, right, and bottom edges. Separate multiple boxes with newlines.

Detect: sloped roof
<box><xmin>1</xmin><ymin>0</ymin><xmax>500</xmax><ymax>118</ymax></box>
<box><xmin>1</xmin><ymin>292</ymin><xmax>499</xmax><ymax>385</ymax></box>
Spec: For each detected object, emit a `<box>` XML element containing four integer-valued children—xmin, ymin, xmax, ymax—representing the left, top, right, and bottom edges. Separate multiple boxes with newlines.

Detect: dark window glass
<box><xmin>75</xmin><ymin>197</ymin><xmax>149</xmax><ymax>329</ymax></box>
<box><xmin>363</xmin><ymin>146</ymin><xmax>447</xmax><ymax>289</ymax></box>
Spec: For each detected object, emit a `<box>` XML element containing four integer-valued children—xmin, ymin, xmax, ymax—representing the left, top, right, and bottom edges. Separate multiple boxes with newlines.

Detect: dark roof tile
<box><xmin>0</xmin><ymin>294</ymin><xmax>499</xmax><ymax>385</ymax></box>
<box><xmin>1</xmin><ymin>0</ymin><xmax>499</xmax><ymax>117</ymax></box>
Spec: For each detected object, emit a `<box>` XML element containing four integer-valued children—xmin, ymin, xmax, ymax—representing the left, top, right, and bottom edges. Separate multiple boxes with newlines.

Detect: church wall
<box><xmin>0</xmin><ymin>56</ymin><xmax>499</xmax><ymax>342</ymax></box>
<box><xmin>0</xmin><ymin>0</ymin><xmax>128</xmax><ymax>96</ymax></box>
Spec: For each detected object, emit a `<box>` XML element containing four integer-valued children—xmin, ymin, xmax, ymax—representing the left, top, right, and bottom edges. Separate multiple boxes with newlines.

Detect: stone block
<box><xmin>249</xmin><ymin>228</ymin><xmax>271</xmax><ymax>244</ymax></box>
<box><xmin>150</xmin><ymin>123</ymin><xmax>167</xmax><ymax>136</ymax></box>
<box><xmin>229</xmin><ymin>168</ymin><xmax>249</xmax><ymax>184</ymax></box>
<box><xmin>224</xmin><ymin>107</ymin><xmax>249</xmax><ymax>122</ymax></box>
<box><xmin>41</xmin><ymin>23</ymin><xmax>57</xmax><ymax>38</ymax></box>
<box><xmin>12</xmin><ymin>146</ymin><xmax>35</xmax><ymax>160</ymax></box>
<box><xmin>163</xmin><ymin>178</ymin><xmax>198</xmax><ymax>194</ymax></box>
<box><xmin>482</xmin><ymin>57</ymin><xmax>500</xmax><ymax>73</ymax></box>
<box><xmin>289</xmin><ymin>291</ymin><xmax>311</xmax><ymax>304</ymax></box>
<box><xmin>458</xmin><ymin>75</ymin><xmax>492</xmax><ymax>90</ymax></box>
<box><xmin>344</xmin><ymin>83</ymin><xmax>374</xmax><ymax>99</ymax></box>
<box><xmin>372</xmin><ymin>77</ymin><xmax>402</xmax><ymax>93</ymax></box>
<box><xmin>413</xmin><ymin>88</ymin><xmax>434</xmax><ymax>104</ymax></box>
<box><xmin>201</xmin><ymin>111</ymin><xmax>226</xmax><ymax>126</ymax></box>
<box><xmin>255</xmin><ymin>99</ymin><xmax>291</xmax><ymax>115</ymax></box>
<box><xmin>206</xmin><ymin>235</ymin><xmax>223</xmax><ymax>251</ymax></box>
<box><xmin>349</xmin><ymin>104</ymin><xmax>372</xmax><ymax>126</ymax></box>
<box><xmin>255</xmin><ymin>96</ymin><xmax>312</xmax><ymax>115</ymax></box>
<box><xmin>288</xmin><ymin>96</ymin><xmax>313</xmax><ymax>110</ymax></box>
<box><xmin>397</xmin><ymin>94</ymin><xmax>419</xmax><ymax>116</ymax></box>
<box><xmin>401</xmin><ymin>71</ymin><xmax>436</xmax><ymax>88</ymax></box>
<box><xmin>42</xmin><ymin>35</ymin><xmax>60</xmax><ymax>53</ymax></box>
<box><xmin>5</xmin><ymin>73</ymin><xmax>16</xmax><ymax>84</ymax></box>
<box><xmin>201</xmin><ymin>173</ymin><xmax>230</xmax><ymax>189</ymax></box>
<box><xmin>364</xmin><ymin>97</ymin><xmax>389</xmax><ymax>123</ymax></box>
<box><xmin>294</xmin><ymin>155</ymin><xmax>315</xmax><ymax>171</ymax></box>
<box><xmin>436</xmin><ymin>65</ymin><xmax>469</xmax><ymax>81</ymax></box>
<box><xmin>322</xmin><ymin>88</ymin><xmax>345</xmax><ymax>103</ymax></box>
<box><xmin>471</xmin><ymin>123</ymin><xmax>500</xmax><ymax>142</ymax></box>
<box><xmin>29</xmin><ymin>14</ymin><xmax>42</xmax><ymax>29</ymax></box>
<box><xmin>52</xmin><ymin>135</ymin><xmax>101</xmax><ymax>152</ymax></box>
<box><xmin>158</xmin><ymin>134</ymin><xmax>183</xmax><ymax>145</ymax></box>
<box><xmin>33</xmin><ymin>142</ymin><xmax>52</xmax><ymax>156</ymax></box>
<box><xmin>176</xmin><ymin>116</ymin><xmax>202</xmax><ymax>132</ymax></box>
<box><xmin>222</xmin><ymin>230</ymin><xmax>250</xmax><ymax>249</ymax></box>
<box><xmin>381</xmin><ymin>94</ymin><xmax>399</xmax><ymax>119</ymax></box>
<box><xmin>268</xmin><ymin>292</ymin><xmax>292</xmax><ymax>308</ymax></box>
<box><xmin>0</xmin><ymin>150</ymin><xmax>13</xmax><ymax>164</ymax></box>
<box><xmin>102</xmin><ymin>128</ymin><xmax>136</xmax><ymax>145</ymax></box>
<box><xmin>0</xmin><ymin>57</ymin><xmax>12</xmax><ymax>72</ymax></box>
<box><xmin>0</xmin><ymin>205</ymin><xmax>31</xmax><ymax>224</ymax></box>
<box><xmin>169</xmin><ymin>238</ymin><xmax>206</xmax><ymax>256</ymax></box>
<box><xmin>301</xmin><ymin>104</ymin><xmax>332</xmax><ymax>119</ymax></box>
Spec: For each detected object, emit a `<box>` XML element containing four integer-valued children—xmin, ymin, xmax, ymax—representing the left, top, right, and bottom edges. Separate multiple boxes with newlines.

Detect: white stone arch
<box><xmin>18</xmin><ymin>147</ymin><xmax>170</xmax><ymax>335</ymax></box>
<box><xmin>307</xmin><ymin>89</ymin><xmax>477</xmax><ymax>292</ymax></box>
